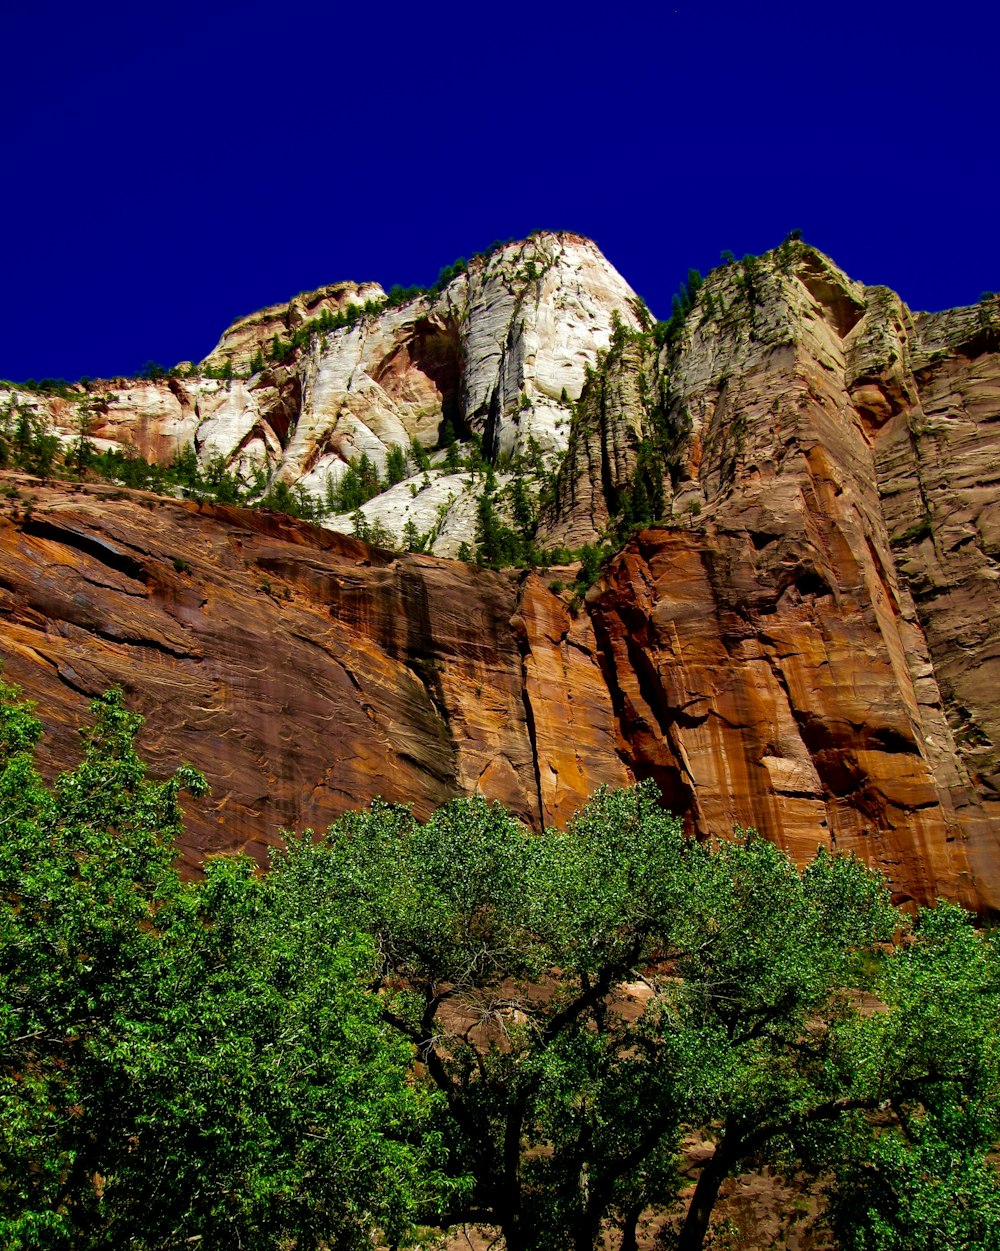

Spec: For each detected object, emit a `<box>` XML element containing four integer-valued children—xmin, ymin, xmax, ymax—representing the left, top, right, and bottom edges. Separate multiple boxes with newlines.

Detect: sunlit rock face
<box><xmin>3</xmin><ymin>232</ymin><xmax>643</xmax><ymax>557</ymax></box>
<box><xmin>538</xmin><ymin>248</ymin><xmax>1000</xmax><ymax>912</ymax></box>
<box><xmin>2</xmin><ymin>239</ymin><xmax>1000</xmax><ymax>913</ymax></box>
<box><xmin>0</xmin><ymin>484</ymin><xmax>628</xmax><ymax>873</ymax></box>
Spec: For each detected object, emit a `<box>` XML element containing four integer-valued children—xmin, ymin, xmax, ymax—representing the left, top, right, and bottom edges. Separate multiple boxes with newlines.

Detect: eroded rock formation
<box><xmin>2</xmin><ymin>233</ymin><xmax>642</xmax><ymax>557</ymax></box>
<box><xmin>0</xmin><ymin>482</ymin><xmax>627</xmax><ymax>873</ymax></box>
<box><xmin>2</xmin><ymin>238</ymin><xmax>1000</xmax><ymax>911</ymax></box>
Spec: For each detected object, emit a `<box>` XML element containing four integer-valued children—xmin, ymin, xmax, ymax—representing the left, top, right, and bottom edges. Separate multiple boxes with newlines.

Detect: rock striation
<box><xmin>538</xmin><ymin>247</ymin><xmax>1000</xmax><ymax>911</ymax></box>
<box><xmin>2</xmin><ymin>233</ymin><xmax>643</xmax><ymax>557</ymax></box>
<box><xmin>2</xmin><ymin>238</ymin><xmax>1000</xmax><ymax>912</ymax></box>
<box><xmin>0</xmin><ymin>481</ymin><xmax>628</xmax><ymax>873</ymax></box>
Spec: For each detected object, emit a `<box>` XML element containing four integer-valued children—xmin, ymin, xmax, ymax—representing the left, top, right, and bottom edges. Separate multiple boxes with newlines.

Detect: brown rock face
<box><xmin>0</xmin><ymin>464</ymin><xmax>990</xmax><ymax>911</ymax></box>
<box><xmin>1</xmin><ymin>242</ymin><xmax>999</xmax><ymax>913</ymax></box>
<box><xmin>0</xmin><ymin>484</ymin><xmax>627</xmax><ymax>872</ymax></box>
<box><xmin>538</xmin><ymin>250</ymin><xmax>1000</xmax><ymax>912</ymax></box>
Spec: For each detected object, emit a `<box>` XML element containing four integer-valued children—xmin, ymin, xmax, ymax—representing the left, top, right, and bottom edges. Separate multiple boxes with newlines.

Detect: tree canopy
<box><xmin>0</xmin><ymin>683</ymin><xmax>455</xmax><ymax>1250</ymax></box>
<box><xmin>1</xmin><ymin>682</ymin><xmax>998</xmax><ymax>1249</ymax></box>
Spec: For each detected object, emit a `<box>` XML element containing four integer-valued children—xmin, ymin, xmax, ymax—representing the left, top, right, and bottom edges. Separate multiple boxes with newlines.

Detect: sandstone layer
<box><xmin>2</xmin><ymin>239</ymin><xmax>1000</xmax><ymax>913</ymax></box>
<box><xmin>0</xmin><ymin>466</ymin><xmax>992</xmax><ymax>911</ymax></box>
<box><xmin>0</xmin><ymin>481</ymin><xmax>627</xmax><ymax>873</ymax></box>
<box><xmin>2</xmin><ymin>233</ymin><xmax>642</xmax><ymax>557</ymax></box>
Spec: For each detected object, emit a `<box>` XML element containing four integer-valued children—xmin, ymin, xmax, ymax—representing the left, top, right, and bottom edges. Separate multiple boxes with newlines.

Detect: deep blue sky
<box><xmin>3</xmin><ymin>1</ymin><xmax>998</xmax><ymax>382</ymax></box>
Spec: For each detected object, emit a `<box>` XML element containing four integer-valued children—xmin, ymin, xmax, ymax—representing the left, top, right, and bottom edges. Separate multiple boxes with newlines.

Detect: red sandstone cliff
<box><xmin>1</xmin><ymin>239</ymin><xmax>999</xmax><ymax>911</ymax></box>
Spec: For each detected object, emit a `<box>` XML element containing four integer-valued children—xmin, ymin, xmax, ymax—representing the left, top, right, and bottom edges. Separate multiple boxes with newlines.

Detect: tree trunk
<box><xmin>676</xmin><ymin>1137</ymin><xmax>740</xmax><ymax>1251</ymax></box>
<box><xmin>501</xmin><ymin>1212</ymin><xmax>529</xmax><ymax>1251</ymax></box>
<box><xmin>499</xmin><ymin>1086</ymin><xmax>531</xmax><ymax>1251</ymax></box>
<box><xmin>619</xmin><ymin>1197</ymin><xmax>645</xmax><ymax>1251</ymax></box>
<box><xmin>572</xmin><ymin>1209</ymin><xmax>602</xmax><ymax>1251</ymax></box>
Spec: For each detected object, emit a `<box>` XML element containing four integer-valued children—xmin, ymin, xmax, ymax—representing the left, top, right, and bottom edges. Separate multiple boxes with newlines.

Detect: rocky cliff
<box><xmin>3</xmin><ymin>233</ymin><xmax>643</xmax><ymax>557</ymax></box>
<box><xmin>2</xmin><ymin>237</ymin><xmax>999</xmax><ymax>912</ymax></box>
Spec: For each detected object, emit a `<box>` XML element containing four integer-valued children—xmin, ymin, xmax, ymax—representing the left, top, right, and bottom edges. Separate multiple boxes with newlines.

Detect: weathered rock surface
<box><xmin>0</xmin><ymin>481</ymin><xmax>627</xmax><ymax>872</ymax></box>
<box><xmin>2</xmin><ymin>233</ymin><xmax>642</xmax><ymax>557</ymax></box>
<box><xmin>0</xmin><ymin>458</ymin><xmax>990</xmax><ymax>911</ymax></box>
<box><xmin>2</xmin><ymin>239</ymin><xmax>1000</xmax><ymax>913</ymax></box>
<box><xmin>538</xmin><ymin>248</ymin><xmax>1000</xmax><ymax>911</ymax></box>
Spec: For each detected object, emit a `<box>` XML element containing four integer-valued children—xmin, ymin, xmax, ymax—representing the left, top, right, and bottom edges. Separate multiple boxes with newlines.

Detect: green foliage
<box><xmin>325</xmin><ymin>452</ymin><xmax>383</xmax><ymax>514</ymax></box>
<box><xmin>0</xmin><ymin>398</ymin><xmax>331</xmax><ymax>526</ymax></box>
<box><xmin>0</xmin><ymin>682</ymin><xmax>454</xmax><ymax>1250</ymax></box>
<box><xmin>444</xmin><ymin>438</ymin><xmax>462</xmax><ymax>472</ymax></box>
<box><xmin>462</xmin><ymin>431</ymin><xmax>484</xmax><ymax>473</ymax></box>
<box><xmin>776</xmin><ymin>229</ymin><xmax>805</xmax><ymax>272</ymax></box>
<box><xmin>409</xmin><ymin>437</ymin><xmax>431</xmax><ymax>472</ymax></box>
<box><xmin>386</xmin><ymin>283</ymin><xmax>428</xmax><ymax>307</ymax></box>
<box><xmin>0</xmin><ymin>401</ymin><xmax>61</xmax><ymax>476</ymax></box>
<box><xmin>385</xmin><ymin>442</ymin><xmax>408</xmax><ymax>485</ymax></box>
<box><xmin>68</xmin><ymin>409</ymin><xmax>95</xmax><ymax>478</ymax></box>
<box><xmin>304</xmin><ymin>785</ymin><xmax>994</xmax><ymax>1251</ymax></box>
<box><xmin>818</xmin><ymin>901</ymin><xmax>1000</xmax><ymax>1249</ymax></box>
<box><xmin>615</xmin><ymin>439</ymin><xmax>664</xmax><ymax>536</ymax></box>
<box><xmin>472</xmin><ymin>473</ymin><xmax>538</xmax><ymax>570</ymax></box>
<box><xmin>739</xmin><ymin>252</ymin><xmax>763</xmax><ymax>309</ymax></box>
<box><xmin>402</xmin><ymin>518</ymin><xmax>427</xmax><ymax>553</ymax></box>
<box><xmin>433</xmin><ymin>256</ymin><xmax>468</xmax><ymax>291</ymax></box>
<box><xmin>268</xmin><ymin>333</ymin><xmax>294</xmax><ymax>364</ymax></box>
<box><xmin>350</xmin><ymin>509</ymin><xmax>396</xmax><ymax>548</ymax></box>
<box><xmin>628</xmin><ymin>296</ymin><xmax>655</xmax><ymax>331</ymax></box>
<box><xmin>261</xmin><ymin>298</ymin><xmax>392</xmax><ymax>368</ymax></box>
<box><xmin>507</xmin><ymin>473</ymin><xmax>535</xmax><ymax>535</ymax></box>
<box><xmin>85</xmin><ymin>442</ymin><xmax>261</xmax><ymax>513</ymax></box>
<box><xmin>653</xmin><ymin>269</ymin><xmax>703</xmax><ymax>349</ymax></box>
<box><xmin>891</xmin><ymin>513</ymin><xmax>933</xmax><ymax>547</ymax></box>
<box><xmin>573</xmin><ymin>540</ymin><xmax>610</xmax><ymax>592</ymax></box>
<box><xmin>473</xmin><ymin>489</ymin><xmax>514</xmax><ymax>568</ymax></box>
<box><xmin>257</xmin><ymin>477</ymin><xmax>322</xmax><ymax>521</ymax></box>
<box><xmin>1</xmin><ymin>681</ymin><xmax>997</xmax><ymax>1250</ymax></box>
<box><xmin>5</xmin><ymin>378</ymin><xmax>81</xmax><ymax>400</ymax></box>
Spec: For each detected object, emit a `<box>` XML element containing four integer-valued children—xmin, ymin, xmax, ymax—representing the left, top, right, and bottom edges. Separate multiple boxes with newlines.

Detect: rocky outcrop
<box><xmin>1</xmin><ymin>233</ymin><xmax>642</xmax><ymax>557</ymax></box>
<box><xmin>2</xmin><ymin>238</ymin><xmax>1000</xmax><ymax>912</ymax></box>
<box><xmin>538</xmin><ymin>246</ymin><xmax>1000</xmax><ymax>911</ymax></box>
<box><xmin>0</xmin><ymin>461</ymin><xmax>993</xmax><ymax>911</ymax></box>
<box><xmin>0</xmin><ymin>480</ymin><xmax>627</xmax><ymax>873</ymax></box>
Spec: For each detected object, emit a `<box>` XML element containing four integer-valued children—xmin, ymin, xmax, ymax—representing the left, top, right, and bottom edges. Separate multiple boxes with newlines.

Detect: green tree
<box><xmin>403</xmin><ymin>518</ymin><xmax>426</xmax><ymax>552</ymax></box>
<box><xmin>474</xmin><ymin>490</ymin><xmax>521</xmax><ymax>568</ymax></box>
<box><xmin>0</xmin><ymin>683</ymin><xmax>455</xmax><ymax>1250</ymax></box>
<box><xmin>820</xmin><ymin>902</ymin><xmax>1000</xmax><ymax>1250</ymax></box>
<box><xmin>351</xmin><ymin>507</ymin><xmax>370</xmax><ymax>540</ymax></box>
<box><xmin>304</xmin><ymin>788</ymin><xmax>1000</xmax><ymax>1251</ymax></box>
<box><xmin>574</xmin><ymin>541</ymin><xmax>608</xmax><ymax>591</ymax></box>
<box><xmin>68</xmin><ymin>408</ymin><xmax>96</xmax><ymax>477</ymax></box>
<box><xmin>167</xmin><ymin>442</ymin><xmax>200</xmax><ymax>490</ymax></box>
<box><xmin>444</xmin><ymin>439</ymin><xmax>462</xmax><ymax>472</ymax></box>
<box><xmin>409</xmin><ymin>437</ymin><xmax>431</xmax><ymax>472</ymax></box>
<box><xmin>385</xmin><ymin>443</ymin><xmax>408</xmax><ymax>485</ymax></box>
<box><xmin>7</xmin><ymin>406</ymin><xmax>60</xmax><ymax>477</ymax></box>
<box><xmin>2</xmin><ymin>683</ymin><xmax>997</xmax><ymax>1250</ymax></box>
<box><xmin>507</xmin><ymin>474</ymin><xmax>536</xmax><ymax>539</ymax></box>
<box><xmin>200</xmin><ymin>454</ymin><xmax>244</xmax><ymax>505</ymax></box>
